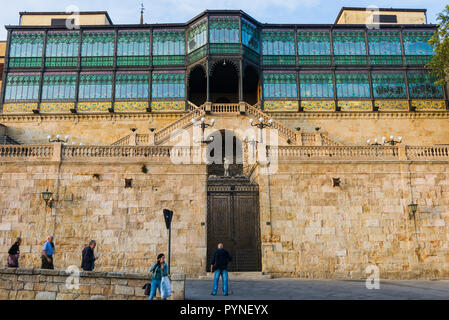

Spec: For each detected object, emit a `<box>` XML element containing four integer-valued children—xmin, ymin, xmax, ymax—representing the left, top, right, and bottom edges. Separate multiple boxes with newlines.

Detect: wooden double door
<box><xmin>206</xmin><ymin>182</ymin><xmax>261</xmax><ymax>272</ymax></box>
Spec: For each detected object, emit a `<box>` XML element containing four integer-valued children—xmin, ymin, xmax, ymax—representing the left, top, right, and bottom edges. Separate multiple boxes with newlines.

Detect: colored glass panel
<box><xmin>152</xmin><ymin>71</ymin><xmax>185</xmax><ymax>99</ymax></box>
<box><xmin>262</xmin><ymin>30</ymin><xmax>295</xmax><ymax>55</ymax></box>
<box><xmin>117</xmin><ymin>31</ymin><xmax>150</xmax><ymax>67</ymax></box>
<box><xmin>241</xmin><ymin>18</ymin><xmax>260</xmax><ymax>53</ymax></box>
<box><xmin>45</xmin><ymin>31</ymin><xmax>79</xmax><ymax>67</ymax></box>
<box><xmin>115</xmin><ymin>73</ymin><xmax>149</xmax><ymax>100</ymax></box>
<box><xmin>42</xmin><ymin>73</ymin><xmax>77</xmax><ymax>101</ymax></box>
<box><xmin>407</xmin><ymin>72</ymin><xmax>444</xmax><ymax>99</ymax></box>
<box><xmin>263</xmin><ymin>72</ymin><xmax>297</xmax><ymax>99</ymax></box>
<box><xmin>336</xmin><ymin>73</ymin><xmax>370</xmax><ymax>98</ymax></box>
<box><xmin>372</xmin><ymin>73</ymin><xmax>406</xmax><ymax>98</ymax></box>
<box><xmin>403</xmin><ymin>31</ymin><xmax>434</xmax><ymax>55</ymax></box>
<box><xmin>4</xmin><ymin>73</ymin><xmax>41</xmax><ymax>102</ymax></box>
<box><xmin>152</xmin><ymin>29</ymin><xmax>185</xmax><ymax>65</ymax></box>
<box><xmin>187</xmin><ymin>18</ymin><xmax>207</xmax><ymax>54</ymax></box>
<box><xmin>9</xmin><ymin>32</ymin><xmax>44</xmax><ymax>68</ymax></box>
<box><xmin>209</xmin><ymin>16</ymin><xmax>239</xmax><ymax>44</ymax></box>
<box><xmin>333</xmin><ymin>31</ymin><xmax>367</xmax><ymax>65</ymax></box>
<box><xmin>297</xmin><ymin>31</ymin><xmax>331</xmax><ymax>65</ymax></box>
<box><xmin>368</xmin><ymin>31</ymin><xmax>402</xmax><ymax>65</ymax></box>
<box><xmin>81</xmin><ymin>31</ymin><xmax>115</xmax><ymax>67</ymax></box>
<box><xmin>78</xmin><ymin>73</ymin><xmax>113</xmax><ymax>100</ymax></box>
<box><xmin>299</xmin><ymin>73</ymin><xmax>333</xmax><ymax>99</ymax></box>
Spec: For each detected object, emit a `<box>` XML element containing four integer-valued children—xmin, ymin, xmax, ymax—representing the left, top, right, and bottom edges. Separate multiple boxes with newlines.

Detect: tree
<box><xmin>427</xmin><ymin>5</ymin><xmax>449</xmax><ymax>86</ymax></box>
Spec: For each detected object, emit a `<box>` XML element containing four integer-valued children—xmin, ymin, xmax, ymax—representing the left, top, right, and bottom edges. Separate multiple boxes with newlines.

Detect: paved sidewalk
<box><xmin>185</xmin><ymin>279</ymin><xmax>449</xmax><ymax>300</ymax></box>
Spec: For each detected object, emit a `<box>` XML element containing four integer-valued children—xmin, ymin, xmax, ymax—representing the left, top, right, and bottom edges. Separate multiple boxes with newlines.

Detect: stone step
<box><xmin>197</xmin><ymin>272</ymin><xmax>272</xmax><ymax>280</ymax></box>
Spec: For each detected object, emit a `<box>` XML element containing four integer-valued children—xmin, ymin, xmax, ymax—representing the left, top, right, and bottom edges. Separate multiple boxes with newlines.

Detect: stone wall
<box><xmin>255</xmin><ymin>159</ymin><xmax>449</xmax><ymax>279</ymax></box>
<box><xmin>0</xmin><ymin>156</ymin><xmax>208</xmax><ymax>276</ymax></box>
<box><xmin>0</xmin><ymin>267</ymin><xmax>185</xmax><ymax>300</ymax></box>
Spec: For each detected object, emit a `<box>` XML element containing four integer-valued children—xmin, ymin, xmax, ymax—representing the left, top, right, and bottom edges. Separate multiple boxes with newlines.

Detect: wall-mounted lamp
<box><xmin>42</xmin><ymin>189</ymin><xmax>53</xmax><ymax>208</ymax></box>
<box><xmin>408</xmin><ymin>203</ymin><xmax>418</xmax><ymax>220</ymax></box>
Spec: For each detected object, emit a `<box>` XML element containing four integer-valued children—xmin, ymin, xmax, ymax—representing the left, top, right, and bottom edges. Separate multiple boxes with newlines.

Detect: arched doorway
<box><xmin>210</xmin><ymin>60</ymin><xmax>239</xmax><ymax>103</ymax></box>
<box><xmin>206</xmin><ymin>129</ymin><xmax>243</xmax><ymax>177</ymax></box>
<box><xmin>243</xmin><ymin>65</ymin><xmax>260</xmax><ymax>105</ymax></box>
<box><xmin>188</xmin><ymin>65</ymin><xmax>207</xmax><ymax>106</ymax></box>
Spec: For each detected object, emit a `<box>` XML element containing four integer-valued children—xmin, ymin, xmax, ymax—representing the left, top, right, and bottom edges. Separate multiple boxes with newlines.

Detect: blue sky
<box><xmin>0</xmin><ymin>0</ymin><xmax>446</xmax><ymax>39</ymax></box>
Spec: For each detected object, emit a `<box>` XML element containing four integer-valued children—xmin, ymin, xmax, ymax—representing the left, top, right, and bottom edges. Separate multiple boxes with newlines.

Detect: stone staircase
<box><xmin>0</xmin><ymin>124</ymin><xmax>21</xmax><ymax>145</ymax></box>
<box><xmin>197</xmin><ymin>272</ymin><xmax>272</xmax><ymax>280</ymax></box>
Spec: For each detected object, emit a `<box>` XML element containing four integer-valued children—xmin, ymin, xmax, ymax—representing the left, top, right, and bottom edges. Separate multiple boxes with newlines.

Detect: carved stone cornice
<box><xmin>268</xmin><ymin>111</ymin><xmax>449</xmax><ymax>120</ymax></box>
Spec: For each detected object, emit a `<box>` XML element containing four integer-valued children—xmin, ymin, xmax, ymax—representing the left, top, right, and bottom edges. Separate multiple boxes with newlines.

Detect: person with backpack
<box><xmin>41</xmin><ymin>236</ymin><xmax>55</xmax><ymax>269</ymax></box>
<box><xmin>210</xmin><ymin>242</ymin><xmax>232</xmax><ymax>296</ymax></box>
<box><xmin>148</xmin><ymin>253</ymin><xmax>168</xmax><ymax>300</ymax></box>
<box><xmin>7</xmin><ymin>237</ymin><xmax>21</xmax><ymax>268</ymax></box>
<box><xmin>81</xmin><ymin>240</ymin><xmax>97</xmax><ymax>271</ymax></box>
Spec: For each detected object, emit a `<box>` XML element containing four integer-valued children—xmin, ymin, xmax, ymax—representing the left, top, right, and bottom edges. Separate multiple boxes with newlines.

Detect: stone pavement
<box><xmin>185</xmin><ymin>279</ymin><xmax>449</xmax><ymax>300</ymax></box>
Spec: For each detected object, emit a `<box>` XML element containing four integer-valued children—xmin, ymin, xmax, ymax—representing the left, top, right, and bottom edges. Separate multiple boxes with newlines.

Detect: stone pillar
<box><xmin>314</xmin><ymin>132</ymin><xmax>322</xmax><ymax>146</ymax></box>
<box><xmin>148</xmin><ymin>131</ymin><xmax>155</xmax><ymax>146</ymax></box>
<box><xmin>398</xmin><ymin>145</ymin><xmax>407</xmax><ymax>161</ymax></box>
<box><xmin>129</xmin><ymin>132</ymin><xmax>137</xmax><ymax>146</ymax></box>
<box><xmin>51</xmin><ymin>142</ymin><xmax>62</xmax><ymax>162</ymax></box>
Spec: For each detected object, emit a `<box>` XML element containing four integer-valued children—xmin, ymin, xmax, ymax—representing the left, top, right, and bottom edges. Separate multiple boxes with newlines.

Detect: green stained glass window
<box><xmin>78</xmin><ymin>73</ymin><xmax>113</xmax><ymax>100</ymax></box>
<box><xmin>4</xmin><ymin>73</ymin><xmax>41</xmax><ymax>102</ymax></box>
<box><xmin>187</xmin><ymin>18</ymin><xmax>207</xmax><ymax>54</ymax></box>
<box><xmin>241</xmin><ymin>18</ymin><xmax>260</xmax><ymax>53</ymax></box>
<box><xmin>209</xmin><ymin>16</ymin><xmax>239</xmax><ymax>44</ymax></box>
<box><xmin>372</xmin><ymin>73</ymin><xmax>406</xmax><ymax>98</ymax></box>
<box><xmin>300</xmin><ymin>73</ymin><xmax>334</xmax><ymax>98</ymax></box>
<box><xmin>333</xmin><ymin>31</ymin><xmax>367</xmax><ymax>65</ymax></box>
<box><xmin>115</xmin><ymin>73</ymin><xmax>149</xmax><ymax>100</ymax></box>
<box><xmin>81</xmin><ymin>31</ymin><xmax>115</xmax><ymax>67</ymax></box>
<box><xmin>368</xmin><ymin>31</ymin><xmax>402</xmax><ymax>65</ymax></box>
<box><xmin>45</xmin><ymin>32</ymin><xmax>79</xmax><ymax>67</ymax></box>
<box><xmin>152</xmin><ymin>71</ymin><xmax>185</xmax><ymax>99</ymax></box>
<box><xmin>117</xmin><ymin>31</ymin><xmax>150</xmax><ymax>66</ymax></box>
<box><xmin>152</xmin><ymin>29</ymin><xmax>185</xmax><ymax>65</ymax></box>
<box><xmin>263</xmin><ymin>72</ymin><xmax>297</xmax><ymax>99</ymax></box>
<box><xmin>403</xmin><ymin>31</ymin><xmax>434</xmax><ymax>65</ymax></box>
<box><xmin>262</xmin><ymin>30</ymin><xmax>295</xmax><ymax>55</ymax></box>
<box><xmin>336</xmin><ymin>73</ymin><xmax>370</xmax><ymax>98</ymax></box>
<box><xmin>297</xmin><ymin>31</ymin><xmax>331</xmax><ymax>65</ymax></box>
<box><xmin>42</xmin><ymin>73</ymin><xmax>77</xmax><ymax>101</ymax></box>
<box><xmin>407</xmin><ymin>72</ymin><xmax>443</xmax><ymax>99</ymax></box>
<box><xmin>9</xmin><ymin>32</ymin><xmax>44</xmax><ymax>68</ymax></box>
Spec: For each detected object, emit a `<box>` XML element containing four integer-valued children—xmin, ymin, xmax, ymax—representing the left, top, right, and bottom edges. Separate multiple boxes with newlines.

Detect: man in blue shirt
<box><xmin>41</xmin><ymin>236</ymin><xmax>55</xmax><ymax>269</ymax></box>
<box><xmin>210</xmin><ymin>243</ymin><xmax>232</xmax><ymax>296</ymax></box>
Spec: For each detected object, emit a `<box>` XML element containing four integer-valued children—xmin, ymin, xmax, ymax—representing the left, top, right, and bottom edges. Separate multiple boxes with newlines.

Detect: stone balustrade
<box><xmin>0</xmin><ymin>267</ymin><xmax>185</xmax><ymax>300</ymax></box>
<box><xmin>0</xmin><ymin>145</ymin><xmax>54</xmax><ymax>160</ymax></box>
<box><xmin>405</xmin><ymin>146</ymin><xmax>449</xmax><ymax>160</ymax></box>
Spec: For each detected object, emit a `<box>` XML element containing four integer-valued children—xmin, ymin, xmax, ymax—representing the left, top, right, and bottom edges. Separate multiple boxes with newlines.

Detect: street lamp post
<box><xmin>192</xmin><ymin>117</ymin><xmax>215</xmax><ymax>144</ymax></box>
<box><xmin>249</xmin><ymin>117</ymin><xmax>273</xmax><ymax>144</ymax></box>
<box><xmin>163</xmin><ymin>209</ymin><xmax>174</xmax><ymax>274</ymax></box>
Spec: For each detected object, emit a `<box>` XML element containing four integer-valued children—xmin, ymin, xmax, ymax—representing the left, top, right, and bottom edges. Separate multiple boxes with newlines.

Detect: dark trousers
<box><xmin>41</xmin><ymin>255</ymin><xmax>54</xmax><ymax>269</ymax></box>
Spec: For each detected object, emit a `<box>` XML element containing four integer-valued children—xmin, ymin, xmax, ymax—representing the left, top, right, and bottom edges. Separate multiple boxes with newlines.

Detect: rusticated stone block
<box><xmin>36</xmin><ymin>291</ymin><xmax>57</xmax><ymax>300</ymax></box>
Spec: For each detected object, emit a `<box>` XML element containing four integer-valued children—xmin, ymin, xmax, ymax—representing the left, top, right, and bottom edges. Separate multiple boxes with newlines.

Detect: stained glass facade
<box><xmin>78</xmin><ymin>73</ymin><xmax>113</xmax><ymax>100</ymax></box>
<box><xmin>372</xmin><ymin>73</ymin><xmax>406</xmax><ymax>98</ymax></box>
<box><xmin>336</xmin><ymin>72</ymin><xmax>370</xmax><ymax>98</ymax></box>
<box><xmin>403</xmin><ymin>31</ymin><xmax>434</xmax><ymax>65</ymax></box>
<box><xmin>300</xmin><ymin>73</ymin><xmax>334</xmax><ymax>98</ymax></box>
<box><xmin>115</xmin><ymin>73</ymin><xmax>149</xmax><ymax>100</ymax></box>
<box><xmin>263</xmin><ymin>72</ymin><xmax>297</xmax><ymax>99</ymax></box>
<box><xmin>152</xmin><ymin>71</ymin><xmax>185</xmax><ymax>99</ymax></box>
<box><xmin>333</xmin><ymin>31</ymin><xmax>367</xmax><ymax>65</ymax></box>
<box><xmin>407</xmin><ymin>72</ymin><xmax>444</xmax><ymax>99</ymax></box>
<box><xmin>241</xmin><ymin>18</ymin><xmax>260</xmax><ymax>54</ymax></box>
<box><xmin>9</xmin><ymin>32</ymin><xmax>44</xmax><ymax>68</ymax></box>
<box><xmin>297</xmin><ymin>31</ymin><xmax>331</xmax><ymax>65</ymax></box>
<box><xmin>45</xmin><ymin>31</ymin><xmax>79</xmax><ymax>67</ymax></box>
<box><xmin>187</xmin><ymin>19</ymin><xmax>208</xmax><ymax>54</ymax></box>
<box><xmin>152</xmin><ymin>29</ymin><xmax>185</xmax><ymax>65</ymax></box>
<box><xmin>117</xmin><ymin>31</ymin><xmax>150</xmax><ymax>66</ymax></box>
<box><xmin>4</xmin><ymin>73</ymin><xmax>41</xmax><ymax>102</ymax></box>
<box><xmin>368</xmin><ymin>31</ymin><xmax>402</xmax><ymax>65</ymax></box>
<box><xmin>81</xmin><ymin>31</ymin><xmax>115</xmax><ymax>67</ymax></box>
<box><xmin>42</xmin><ymin>73</ymin><xmax>77</xmax><ymax>101</ymax></box>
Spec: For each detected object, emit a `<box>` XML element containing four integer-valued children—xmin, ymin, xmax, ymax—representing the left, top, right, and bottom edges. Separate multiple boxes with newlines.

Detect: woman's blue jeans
<box><xmin>148</xmin><ymin>279</ymin><xmax>161</xmax><ymax>300</ymax></box>
<box><xmin>212</xmin><ymin>269</ymin><xmax>228</xmax><ymax>295</ymax></box>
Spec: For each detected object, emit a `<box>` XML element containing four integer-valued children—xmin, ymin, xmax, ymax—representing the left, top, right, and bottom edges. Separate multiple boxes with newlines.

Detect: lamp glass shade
<box><xmin>42</xmin><ymin>190</ymin><xmax>52</xmax><ymax>201</ymax></box>
<box><xmin>408</xmin><ymin>203</ymin><xmax>418</xmax><ymax>214</ymax></box>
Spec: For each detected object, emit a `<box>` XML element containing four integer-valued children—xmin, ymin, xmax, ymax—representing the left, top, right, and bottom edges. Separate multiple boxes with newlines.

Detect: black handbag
<box><xmin>142</xmin><ymin>282</ymin><xmax>151</xmax><ymax>296</ymax></box>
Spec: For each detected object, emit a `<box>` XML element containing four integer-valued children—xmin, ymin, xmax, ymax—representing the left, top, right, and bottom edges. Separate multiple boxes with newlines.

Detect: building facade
<box><xmin>0</xmin><ymin>9</ymin><xmax>448</xmax><ymax>280</ymax></box>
